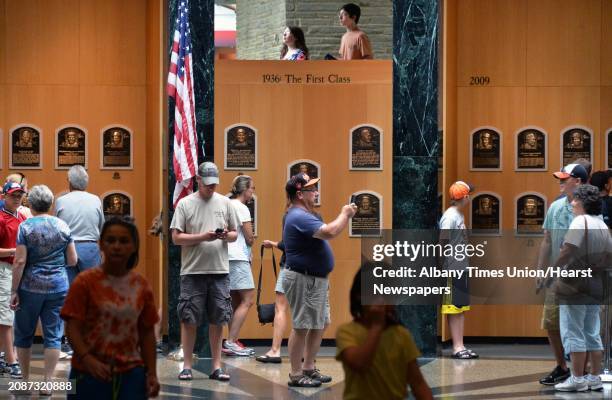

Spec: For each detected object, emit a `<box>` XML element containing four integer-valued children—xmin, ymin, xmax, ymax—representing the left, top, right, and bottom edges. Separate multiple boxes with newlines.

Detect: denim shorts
<box><xmin>559</xmin><ymin>304</ymin><xmax>603</xmax><ymax>353</ymax></box>
<box><xmin>229</xmin><ymin>260</ymin><xmax>255</xmax><ymax>291</ymax></box>
<box><xmin>67</xmin><ymin>242</ymin><xmax>102</xmax><ymax>284</ymax></box>
<box><xmin>14</xmin><ymin>289</ymin><xmax>66</xmax><ymax>349</ymax></box>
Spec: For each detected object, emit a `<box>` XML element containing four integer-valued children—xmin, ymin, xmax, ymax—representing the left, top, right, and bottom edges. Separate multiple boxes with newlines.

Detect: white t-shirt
<box><xmin>228</xmin><ymin>199</ymin><xmax>252</xmax><ymax>262</ymax></box>
<box><xmin>170</xmin><ymin>192</ymin><xmax>239</xmax><ymax>275</ymax></box>
<box><xmin>564</xmin><ymin>215</ymin><xmax>612</xmax><ymax>258</ymax></box>
<box><xmin>439</xmin><ymin>206</ymin><xmax>469</xmax><ymax>270</ymax></box>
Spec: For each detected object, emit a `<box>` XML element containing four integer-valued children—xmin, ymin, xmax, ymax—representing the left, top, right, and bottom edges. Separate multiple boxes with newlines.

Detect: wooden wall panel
<box><xmin>603</xmin><ymin>1</ymin><xmax>612</xmax><ymax>86</ymax></box>
<box><xmin>4</xmin><ymin>85</ymin><xmax>80</xmax><ymax>174</ymax></box>
<box><xmin>602</xmin><ymin>87</ymin><xmax>612</xmax><ymax>166</ymax></box>
<box><xmin>526</xmin><ymin>0</ymin><xmax>601</xmax><ymax>86</ymax></box>
<box><xmin>1</xmin><ymin>2</ymin><xmax>163</xmax><ymax>317</ymax></box>
<box><xmin>0</xmin><ymin>0</ymin><xmax>5</xmax><ymax>85</ymax></box>
<box><xmin>449</xmin><ymin>0</ymin><xmax>607</xmax><ymax>338</ymax></box>
<box><xmin>215</xmin><ymin>60</ymin><xmax>392</xmax><ymax>339</ymax></box>
<box><xmin>457</xmin><ymin>0</ymin><xmax>526</xmax><ymax>87</ymax></box>
<box><xmin>526</xmin><ymin>87</ymin><xmax>601</xmax><ymax>170</ymax></box>
<box><xmin>603</xmin><ymin>87</ymin><xmax>612</xmax><ymax>132</ymax></box>
<box><xmin>79</xmin><ymin>0</ymin><xmax>146</xmax><ymax>85</ymax></box>
<box><xmin>145</xmin><ymin>0</ymin><xmax>164</xmax><ymax>309</ymax></box>
<box><xmin>5</xmin><ymin>0</ymin><xmax>80</xmax><ymax>85</ymax></box>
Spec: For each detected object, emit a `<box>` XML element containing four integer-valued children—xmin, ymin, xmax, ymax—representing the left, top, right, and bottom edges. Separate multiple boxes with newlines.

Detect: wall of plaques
<box><xmin>465</xmin><ymin>125</ymin><xmax>603</xmax><ymax>236</ymax></box>
<box><xmin>5</xmin><ymin>124</ymin><xmax>134</xmax><ymax>171</ymax></box>
<box><xmin>215</xmin><ymin>61</ymin><xmax>392</xmax><ymax>339</ymax></box>
<box><xmin>443</xmin><ymin>0</ymin><xmax>611</xmax><ymax>338</ymax></box>
<box><xmin>0</xmin><ymin>0</ymin><xmax>165</xmax><ymax>334</ymax></box>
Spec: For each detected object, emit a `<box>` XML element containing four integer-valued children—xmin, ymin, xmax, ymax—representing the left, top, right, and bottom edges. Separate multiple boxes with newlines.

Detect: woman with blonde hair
<box><xmin>222</xmin><ymin>175</ymin><xmax>256</xmax><ymax>356</ymax></box>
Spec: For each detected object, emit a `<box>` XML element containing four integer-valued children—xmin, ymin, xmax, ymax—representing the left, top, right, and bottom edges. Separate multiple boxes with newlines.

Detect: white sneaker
<box><xmin>222</xmin><ymin>340</ymin><xmax>253</xmax><ymax>357</ymax></box>
<box><xmin>585</xmin><ymin>374</ymin><xmax>603</xmax><ymax>391</ymax></box>
<box><xmin>59</xmin><ymin>351</ymin><xmax>72</xmax><ymax>360</ymax></box>
<box><xmin>555</xmin><ymin>375</ymin><xmax>588</xmax><ymax>392</ymax></box>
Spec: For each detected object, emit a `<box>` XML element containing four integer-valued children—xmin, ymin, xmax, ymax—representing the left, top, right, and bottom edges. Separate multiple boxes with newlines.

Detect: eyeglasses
<box><xmin>301</xmin><ymin>188</ymin><xmax>317</xmax><ymax>193</ymax></box>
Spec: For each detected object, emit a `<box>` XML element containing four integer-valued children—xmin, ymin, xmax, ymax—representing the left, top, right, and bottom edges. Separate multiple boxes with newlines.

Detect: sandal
<box><xmin>288</xmin><ymin>374</ymin><xmax>322</xmax><ymax>388</ymax></box>
<box><xmin>466</xmin><ymin>348</ymin><xmax>479</xmax><ymax>358</ymax></box>
<box><xmin>255</xmin><ymin>354</ymin><xmax>282</xmax><ymax>364</ymax></box>
<box><xmin>178</xmin><ymin>368</ymin><xmax>193</xmax><ymax>380</ymax></box>
<box><xmin>452</xmin><ymin>349</ymin><xmax>475</xmax><ymax>359</ymax></box>
<box><xmin>209</xmin><ymin>368</ymin><xmax>230</xmax><ymax>381</ymax></box>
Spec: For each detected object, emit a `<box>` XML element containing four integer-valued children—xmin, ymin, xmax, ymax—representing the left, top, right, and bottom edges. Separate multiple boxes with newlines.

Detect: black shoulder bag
<box><xmin>256</xmin><ymin>244</ymin><xmax>278</xmax><ymax>324</ymax></box>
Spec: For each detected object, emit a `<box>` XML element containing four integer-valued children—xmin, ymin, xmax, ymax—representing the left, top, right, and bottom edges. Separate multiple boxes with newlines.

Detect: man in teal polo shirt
<box><xmin>537</xmin><ymin>163</ymin><xmax>588</xmax><ymax>385</ymax></box>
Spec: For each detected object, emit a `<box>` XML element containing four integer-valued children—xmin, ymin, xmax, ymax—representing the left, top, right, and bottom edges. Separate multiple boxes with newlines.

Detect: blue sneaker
<box><xmin>7</xmin><ymin>363</ymin><xmax>22</xmax><ymax>379</ymax></box>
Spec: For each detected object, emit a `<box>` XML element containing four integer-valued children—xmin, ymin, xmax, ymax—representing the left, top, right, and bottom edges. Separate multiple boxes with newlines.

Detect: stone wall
<box><xmin>235</xmin><ymin>0</ymin><xmax>392</xmax><ymax>60</ymax></box>
<box><xmin>236</xmin><ymin>0</ymin><xmax>286</xmax><ymax>60</ymax></box>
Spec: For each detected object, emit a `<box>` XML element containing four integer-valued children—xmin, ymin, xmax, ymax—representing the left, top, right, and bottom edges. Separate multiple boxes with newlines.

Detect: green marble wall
<box><xmin>167</xmin><ymin>0</ymin><xmax>215</xmax><ymax>355</ymax></box>
<box><xmin>393</xmin><ymin>0</ymin><xmax>440</xmax><ymax>356</ymax></box>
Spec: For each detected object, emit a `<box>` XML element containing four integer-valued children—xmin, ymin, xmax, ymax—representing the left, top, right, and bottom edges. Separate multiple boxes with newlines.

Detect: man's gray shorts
<box><xmin>282</xmin><ymin>269</ymin><xmax>331</xmax><ymax>330</ymax></box>
<box><xmin>178</xmin><ymin>274</ymin><xmax>232</xmax><ymax>325</ymax></box>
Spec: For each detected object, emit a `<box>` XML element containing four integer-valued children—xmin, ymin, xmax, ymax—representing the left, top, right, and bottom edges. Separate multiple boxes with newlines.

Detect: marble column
<box><xmin>167</xmin><ymin>0</ymin><xmax>215</xmax><ymax>355</ymax></box>
<box><xmin>393</xmin><ymin>0</ymin><xmax>440</xmax><ymax>356</ymax></box>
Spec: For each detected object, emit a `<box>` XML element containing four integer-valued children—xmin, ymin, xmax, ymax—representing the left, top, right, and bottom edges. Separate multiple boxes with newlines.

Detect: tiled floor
<box><xmin>2</xmin><ymin>344</ymin><xmax>612</xmax><ymax>399</ymax></box>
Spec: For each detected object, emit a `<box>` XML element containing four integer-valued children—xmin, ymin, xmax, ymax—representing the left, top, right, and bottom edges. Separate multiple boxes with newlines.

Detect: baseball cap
<box><xmin>449</xmin><ymin>181</ymin><xmax>474</xmax><ymax>201</ymax></box>
<box><xmin>285</xmin><ymin>173</ymin><xmax>320</xmax><ymax>198</ymax></box>
<box><xmin>553</xmin><ymin>164</ymin><xmax>588</xmax><ymax>183</ymax></box>
<box><xmin>2</xmin><ymin>181</ymin><xmax>26</xmax><ymax>195</ymax></box>
<box><xmin>197</xmin><ymin>162</ymin><xmax>219</xmax><ymax>185</ymax></box>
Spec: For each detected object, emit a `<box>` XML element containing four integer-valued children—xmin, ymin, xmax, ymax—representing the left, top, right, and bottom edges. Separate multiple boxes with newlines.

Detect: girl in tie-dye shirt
<box><xmin>61</xmin><ymin>218</ymin><xmax>159</xmax><ymax>399</ymax></box>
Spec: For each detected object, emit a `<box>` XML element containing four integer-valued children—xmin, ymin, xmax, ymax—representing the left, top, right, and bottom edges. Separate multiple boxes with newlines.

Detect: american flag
<box><xmin>167</xmin><ymin>0</ymin><xmax>198</xmax><ymax>208</ymax></box>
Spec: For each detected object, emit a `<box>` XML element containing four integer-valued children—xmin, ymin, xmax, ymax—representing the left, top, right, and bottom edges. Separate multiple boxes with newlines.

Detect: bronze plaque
<box><xmin>102</xmin><ymin>127</ymin><xmax>132</xmax><ymax>169</ymax></box>
<box><xmin>350</xmin><ymin>125</ymin><xmax>382</xmax><ymax>170</ymax></box>
<box><xmin>103</xmin><ymin>192</ymin><xmax>132</xmax><ymax>220</ymax></box>
<box><xmin>10</xmin><ymin>126</ymin><xmax>42</xmax><ymax>169</ymax></box>
<box><xmin>471</xmin><ymin>194</ymin><xmax>500</xmax><ymax>235</ymax></box>
<box><xmin>350</xmin><ymin>192</ymin><xmax>382</xmax><ymax>237</ymax></box>
<box><xmin>516</xmin><ymin>194</ymin><xmax>545</xmax><ymax>235</ymax></box>
<box><xmin>607</xmin><ymin>129</ymin><xmax>612</xmax><ymax>169</ymax></box>
<box><xmin>225</xmin><ymin>125</ymin><xmax>257</xmax><ymax>170</ymax></box>
<box><xmin>516</xmin><ymin>128</ymin><xmax>546</xmax><ymax>170</ymax></box>
<box><xmin>288</xmin><ymin>160</ymin><xmax>321</xmax><ymax>206</ymax></box>
<box><xmin>56</xmin><ymin>127</ymin><xmax>86</xmax><ymax>169</ymax></box>
<box><xmin>246</xmin><ymin>195</ymin><xmax>257</xmax><ymax>237</ymax></box>
<box><xmin>562</xmin><ymin>127</ymin><xmax>591</xmax><ymax>166</ymax></box>
<box><xmin>471</xmin><ymin>128</ymin><xmax>501</xmax><ymax>170</ymax></box>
